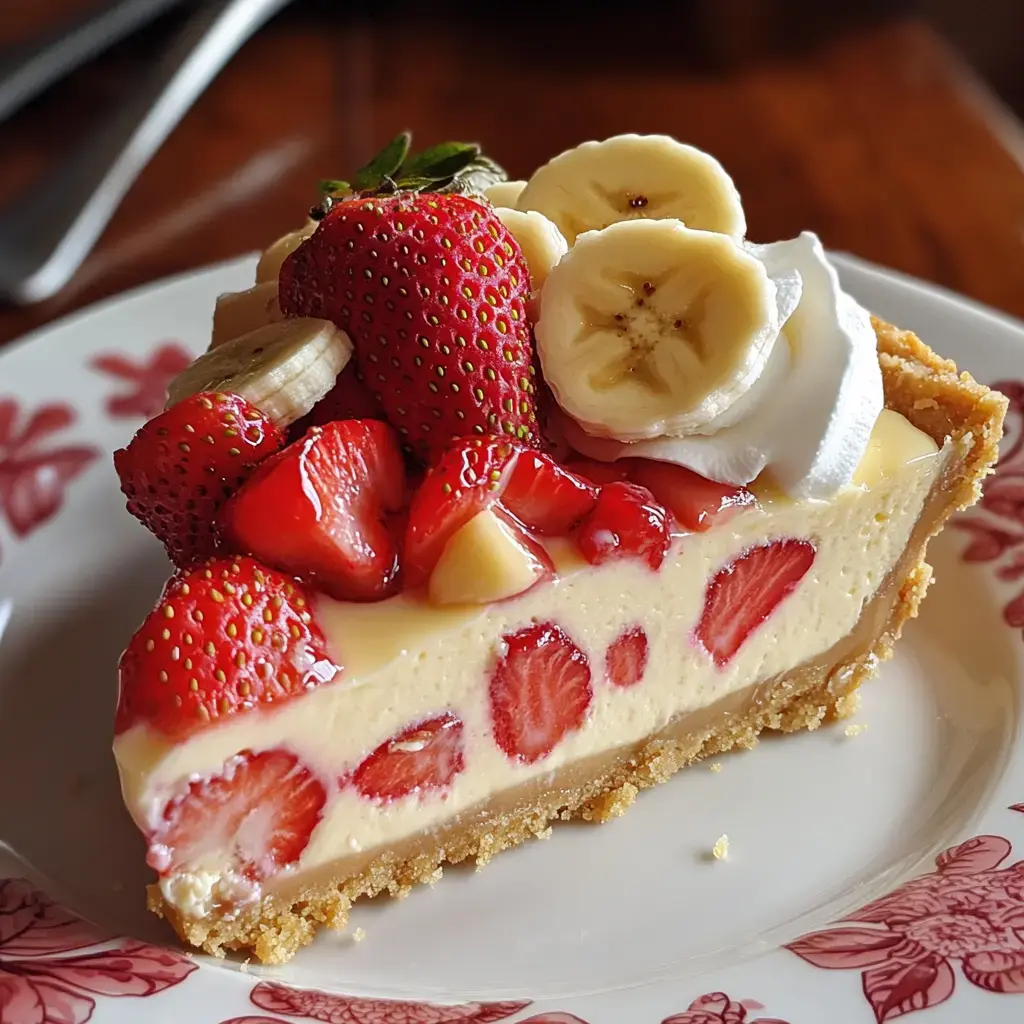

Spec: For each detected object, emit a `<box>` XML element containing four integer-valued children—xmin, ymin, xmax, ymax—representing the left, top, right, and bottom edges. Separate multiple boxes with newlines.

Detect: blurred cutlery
<box><xmin>0</xmin><ymin>0</ymin><xmax>290</xmax><ymax>305</ymax></box>
<box><xmin>0</xmin><ymin>0</ymin><xmax>186</xmax><ymax>123</ymax></box>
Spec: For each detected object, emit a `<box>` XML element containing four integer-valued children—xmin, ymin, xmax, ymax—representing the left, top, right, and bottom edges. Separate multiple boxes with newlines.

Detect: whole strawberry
<box><xmin>114</xmin><ymin>392</ymin><xmax>284</xmax><ymax>567</ymax></box>
<box><xmin>116</xmin><ymin>555</ymin><xmax>338</xmax><ymax>740</ymax></box>
<box><xmin>279</xmin><ymin>134</ymin><xmax>539</xmax><ymax>462</ymax></box>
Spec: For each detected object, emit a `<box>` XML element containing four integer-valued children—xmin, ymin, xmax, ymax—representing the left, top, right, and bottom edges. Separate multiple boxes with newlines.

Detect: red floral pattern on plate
<box><xmin>787</xmin><ymin>834</ymin><xmax>1024</xmax><ymax>1021</ymax></box>
<box><xmin>0</xmin><ymin>878</ymin><xmax>196</xmax><ymax>1023</ymax></box>
<box><xmin>954</xmin><ymin>378</ymin><xmax>1024</xmax><ymax>628</ymax></box>
<box><xmin>516</xmin><ymin>1016</ymin><xmax>591</xmax><ymax>1023</ymax></box>
<box><xmin>223</xmin><ymin>980</ymin><xmax>531</xmax><ymax>1023</ymax></box>
<box><xmin>0</xmin><ymin>399</ymin><xmax>97</xmax><ymax>539</ymax></box>
<box><xmin>90</xmin><ymin>342</ymin><xmax>191</xmax><ymax>420</ymax></box>
<box><xmin>661</xmin><ymin>991</ymin><xmax>789</xmax><ymax>1024</ymax></box>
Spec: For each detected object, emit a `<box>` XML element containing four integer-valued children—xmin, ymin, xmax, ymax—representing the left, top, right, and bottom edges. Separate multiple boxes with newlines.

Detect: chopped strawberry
<box><xmin>629</xmin><ymin>460</ymin><xmax>757</xmax><ymax>532</ymax></box>
<box><xmin>489</xmin><ymin>622</ymin><xmax>592</xmax><ymax>764</ymax></box>
<box><xmin>280</xmin><ymin>190</ymin><xmax>537</xmax><ymax>462</ymax></box>
<box><xmin>114</xmin><ymin>392</ymin><xmax>284</xmax><ymax>567</ymax></box>
<box><xmin>563</xmin><ymin>458</ymin><xmax>631</xmax><ymax>487</ymax></box>
<box><xmin>503</xmin><ymin>451</ymin><xmax>598</xmax><ymax>534</ymax></box>
<box><xmin>405</xmin><ymin>437</ymin><xmax>517</xmax><ymax>586</ymax></box>
<box><xmin>146</xmin><ymin>749</ymin><xmax>326</xmax><ymax>880</ymax></box>
<box><xmin>575</xmin><ymin>481</ymin><xmax>670</xmax><ymax>571</ymax></box>
<box><xmin>116</xmin><ymin>556</ymin><xmax>338</xmax><ymax>740</ymax></box>
<box><xmin>405</xmin><ymin>437</ymin><xmax>596</xmax><ymax>585</ymax></box>
<box><xmin>350</xmin><ymin>712</ymin><xmax>465</xmax><ymax>803</ymax></box>
<box><xmin>222</xmin><ymin>420</ymin><xmax>406</xmax><ymax>601</ymax></box>
<box><xmin>695</xmin><ymin>539</ymin><xmax>816</xmax><ymax>667</ymax></box>
<box><xmin>605</xmin><ymin>626</ymin><xmax>649</xmax><ymax>688</ymax></box>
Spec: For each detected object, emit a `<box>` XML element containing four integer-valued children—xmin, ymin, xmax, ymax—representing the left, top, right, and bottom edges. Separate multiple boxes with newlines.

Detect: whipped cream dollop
<box><xmin>562</xmin><ymin>232</ymin><xmax>883</xmax><ymax>499</ymax></box>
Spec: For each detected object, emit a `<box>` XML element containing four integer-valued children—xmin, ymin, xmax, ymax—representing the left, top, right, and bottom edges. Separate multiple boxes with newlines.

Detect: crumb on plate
<box><xmin>712</xmin><ymin>834</ymin><xmax>729</xmax><ymax>860</ymax></box>
<box><xmin>353</xmin><ymin>927</ymin><xmax>366</xmax><ymax>943</ymax></box>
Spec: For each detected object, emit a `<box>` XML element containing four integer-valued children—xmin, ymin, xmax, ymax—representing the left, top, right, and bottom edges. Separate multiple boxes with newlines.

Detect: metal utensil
<box><xmin>0</xmin><ymin>0</ymin><xmax>187</xmax><ymax>123</ymax></box>
<box><xmin>0</xmin><ymin>0</ymin><xmax>290</xmax><ymax>305</ymax></box>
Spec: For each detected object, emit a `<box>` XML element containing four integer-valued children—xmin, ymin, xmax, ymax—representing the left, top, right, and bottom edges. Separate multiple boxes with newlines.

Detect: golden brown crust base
<box><xmin>149</xmin><ymin>318</ymin><xmax>1006</xmax><ymax>964</ymax></box>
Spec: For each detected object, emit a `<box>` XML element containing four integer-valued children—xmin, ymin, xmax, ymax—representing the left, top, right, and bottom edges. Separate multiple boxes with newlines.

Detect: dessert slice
<box><xmin>111</xmin><ymin>132</ymin><xmax>1005</xmax><ymax>964</ymax></box>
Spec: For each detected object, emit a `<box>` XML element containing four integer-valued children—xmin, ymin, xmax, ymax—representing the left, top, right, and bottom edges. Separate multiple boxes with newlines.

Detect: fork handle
<box><xmin>0</xmin><ymin>0</ymin><xmax>186</xmax><ymax>123</ymax></box>
<box><xmin>0</xmin><ymin>0</ymin><xmax>289</xmax><ymax>305</ymax></box>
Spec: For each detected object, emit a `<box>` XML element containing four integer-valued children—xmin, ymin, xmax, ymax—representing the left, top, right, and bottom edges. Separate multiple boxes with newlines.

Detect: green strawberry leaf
<box><xmin>353</xmin><ymin>132</ymin><xmax>412</xmax><ymax>191</ymax></box>
<box><xmin>402</xmin><ymin>141</ymin><xmax>481</xmax><ymax>181</ymax></box>
<box><xmin>317</xmin><ymin>178</ymin><xmax>350</xmax><ymax>197</ymax></box>
<box><xmin>447</xmin><ymin>155</ymin><xmax>508</xmax><ymax>196</ymax></box>
<box><xmin>322</xmin><ymin>132</ymin><xmax>509</xmax><ymax>201</ymax></box>
<box><xmin>390</xmin><ymin>175</ymin><xmax>444</xmax><ymax>193</ymax></box>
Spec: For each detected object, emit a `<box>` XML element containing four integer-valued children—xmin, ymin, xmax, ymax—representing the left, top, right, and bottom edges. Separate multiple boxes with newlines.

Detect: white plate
<box><xmin>1</xmin><ymin>253</ymin><xmax>1023</xmax><ymax>1024</ymax></box>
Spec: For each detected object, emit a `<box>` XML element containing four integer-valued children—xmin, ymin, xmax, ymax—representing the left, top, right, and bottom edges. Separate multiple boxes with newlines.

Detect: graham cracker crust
<box><xmin>148</xmin><ymin>317</ymin><xmax>1006</xmax><ymax>964</ymax></box>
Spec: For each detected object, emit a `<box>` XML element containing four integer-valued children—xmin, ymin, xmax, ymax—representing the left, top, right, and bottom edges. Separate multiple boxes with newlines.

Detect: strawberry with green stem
<box><xmin>281</xmin><ymin>133</ymin><xmax>539</xmax><ymax>463</ymax></box>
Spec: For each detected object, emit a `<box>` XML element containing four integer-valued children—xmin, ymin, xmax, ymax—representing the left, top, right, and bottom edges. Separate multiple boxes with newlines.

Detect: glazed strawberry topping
<box><xmin>563</xmin><ymin>458</ymin><xmax>631</xmax><ymax>486</ymax></box>
<box><xmin>350</xmin><ymin>712</ymin><xmax>465</xmax><ymax>803</ymax></box>
<box><xmin>404</xmin><ymin>437</ymin><xmax>517</xmax><ymax>585</ymax></box>
<box><xmin>404</xmin><ymin>436</ymin><xmax>592</xmax><ymax>585</ymax></box>
<box><xmin>695</xmin><ymin>539</ymin><xmax>816</xmax><ymax>666</ymax></box>
<box><xmin>605</xmin><ymin>626</ymin><xmax>650</xmax><ymax>688</ymax></box>
<box><xmin>146</xmin><ymin>749</ymin><xmax>326</xmax><ymax>879</ymax></box>
<box><xmin>503</xmin><ymin>450</ymin><xmax>597</xmax><ymax>534</ymax></box>
<box><xmin>489</xmin><ymin>622</ymin><xmax>593</xmax><ymax>764</ymax></box>
<box><xmin>116</xmin><ymin>556</ymin><xmax>338</xmax><ymax>739</ymax></box>
<box><xmin>575</xmin><ymin>481</ymin><xmax>671</xmax><ymax>571</ymax></box>
<box><xmin>280</xmin><ymin>192</ymin><xmax>538</xmax><ymax>462</ymax></box>
<box><xmin>222</xmin><ymin>419</ymin><xmax>406</xmax><ymax>601</ymax></box>
<box><xmin>629</xmin><ymin>460</ymin><xmax>757</xmax><ymax>532</ymax></box>
<box><xmin>114</xmin><ymin>392</ymin><xmax>284</xmax><ymax>567</ymax></box>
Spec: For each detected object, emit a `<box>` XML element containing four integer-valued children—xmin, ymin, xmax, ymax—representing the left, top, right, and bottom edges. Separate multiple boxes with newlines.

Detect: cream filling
<box><xmin>114</xmin><ymin>412</ymin><xmax>949</xmax><ymax>918</ymax></box>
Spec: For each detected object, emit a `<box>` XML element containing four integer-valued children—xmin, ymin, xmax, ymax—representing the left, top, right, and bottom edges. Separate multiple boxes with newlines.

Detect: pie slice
<box><xmin>110</xmin><ymin>133</ymin><xmax>1006</xmax><ymax>965</ymax></box>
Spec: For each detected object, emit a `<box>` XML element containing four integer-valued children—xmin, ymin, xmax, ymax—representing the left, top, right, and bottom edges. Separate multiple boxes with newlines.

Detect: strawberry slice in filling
<box><xmin>350</xmin><ymin>712</ymin><xmax>465</xmax><ymax>804</ymax></box>
<box><xmin>490</xmin><ymin>622</ymin><xmax>593</xmax><ymax>764</ymax></box>
<box><xmin>695</xmin><ymin>539</ymin><xmax>816</xmax><ymax>666</ymax></box>
<box><xmin>147</xmin><ymin>749</ymin><xmax>326</xmax><ymax>883</ymax></box>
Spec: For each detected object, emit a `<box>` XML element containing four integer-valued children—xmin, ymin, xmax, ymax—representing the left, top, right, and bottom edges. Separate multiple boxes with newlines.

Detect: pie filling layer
<box><xmin>114</xmin><ymin>409</ymin><xmax>948</xmax><ymax>921</ymax></box>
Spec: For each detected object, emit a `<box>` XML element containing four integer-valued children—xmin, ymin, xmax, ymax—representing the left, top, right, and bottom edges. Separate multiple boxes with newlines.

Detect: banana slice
<box><xmin>167</xmin><ymin>318</ymin><xmax>352</xmax><ymax>427</ymax></box>
<box><xmin>256</xmin><ymin>221</ymin><xmax>317</xmax><ymax>284</ymax></box>
<box><xmin>493</xmin><ymin>208</ymin><xmax>567</xmax><ymax>292</ymax></box>
<box><xmin>211</xmin><ymin>282</ymin><xmax>283</xmax><ymax>350</ymax></box>
<box><xmin>535</xmin><ymin>219</ymin><xmax>778</xmax><ymax>442</ymax></box>
<box><xmin>517</xmin><ymin>134</ymin><xmax>745</xmax><ymax>246</ymax></box>
<box><xmin>484</xmin><ymin>179</ymin><xmax>526</xmax><ymax>208</ymax></box>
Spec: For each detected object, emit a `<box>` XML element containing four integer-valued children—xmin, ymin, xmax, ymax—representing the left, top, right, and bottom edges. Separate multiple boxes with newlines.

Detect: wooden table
<box><xmin>1</xmin><ymin>1</ymin><xmax>1023</xmax><ymax>350</ymax></box>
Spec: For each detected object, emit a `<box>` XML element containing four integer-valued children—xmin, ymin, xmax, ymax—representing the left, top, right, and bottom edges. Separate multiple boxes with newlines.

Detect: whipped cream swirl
<box><xmin>562</xmin><ymin>232</ymin><xmax>883</xmax><ymax>499</ymax></box>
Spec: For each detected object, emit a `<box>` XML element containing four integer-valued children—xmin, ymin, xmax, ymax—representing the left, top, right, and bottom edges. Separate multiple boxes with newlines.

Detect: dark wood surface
<box><xmin>1</xmin><ymin>1</ymin><xmax>1023</xmax><ymax>350</ymax></box>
